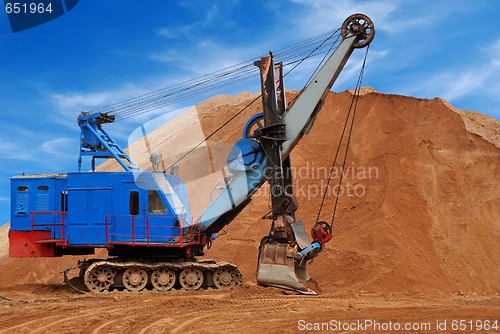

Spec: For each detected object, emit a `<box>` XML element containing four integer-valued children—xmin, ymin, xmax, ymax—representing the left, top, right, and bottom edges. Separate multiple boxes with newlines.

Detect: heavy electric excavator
<box><xmin>9</xmin><ymin>14</ymin><xmax>374</xmax><ymax>294</ymax></box>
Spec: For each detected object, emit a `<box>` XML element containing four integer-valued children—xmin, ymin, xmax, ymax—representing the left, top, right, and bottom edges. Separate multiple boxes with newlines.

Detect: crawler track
<box><xmin>81</xmin><ymin>259</ymin><xmax>242</xmax><ymax>293</ymax></box>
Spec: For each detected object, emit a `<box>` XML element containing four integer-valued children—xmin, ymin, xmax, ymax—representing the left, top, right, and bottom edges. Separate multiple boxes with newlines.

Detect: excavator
<box><xmin>8</xmin><ymin>14</ymin><xmax>374</xmax><ymax>294</ymax></box>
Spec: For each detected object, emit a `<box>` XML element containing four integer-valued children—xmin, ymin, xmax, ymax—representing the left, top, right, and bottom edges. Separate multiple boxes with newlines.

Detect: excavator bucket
<box><xmin>256</xmin><ymin>238</ymin><xmax>316</xmax><ymax>295</ymax></box>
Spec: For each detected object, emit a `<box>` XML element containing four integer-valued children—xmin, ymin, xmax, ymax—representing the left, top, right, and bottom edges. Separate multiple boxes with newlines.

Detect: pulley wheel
<box><xmin>341</xmin><ymin>13</ymin><xmax>375</xmax><ymax>48</ymax></box>
<box><xmin>313</xmin><ymin>221</ymin><xmax>333</xmax><ymax>235</ymax></box>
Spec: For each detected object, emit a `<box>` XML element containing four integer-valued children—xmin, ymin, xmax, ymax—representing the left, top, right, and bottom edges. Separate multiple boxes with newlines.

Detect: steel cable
<box><xmin>314</xmin><ymin>44</ymin><xmax>370</xmax><ymax>226</ymax></box>
<box><xmin>87</xmin><ymin>29</ymin><xmax>341</xmax><ymax>121</ymax></box>
<box><xmin>117</xmin><ymin>36</ymin><xmax>342</xmax><ymax>121</ymax></box>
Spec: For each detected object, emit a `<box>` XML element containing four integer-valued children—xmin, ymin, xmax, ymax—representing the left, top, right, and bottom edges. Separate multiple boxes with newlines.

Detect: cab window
<box><xmin>129</xmin><ymin>191</ymin><xmax>139</xmax><ymax>216</ymax></box>
<box><xmin>148</xmin><ymin>191</ymin><xmax>167</xmax><ymax>214</ymax></box>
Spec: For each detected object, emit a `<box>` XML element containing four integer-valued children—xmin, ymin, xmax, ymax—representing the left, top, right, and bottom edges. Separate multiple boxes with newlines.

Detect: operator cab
<box><xmin>9</xmin><ymin>171</ymin><xmax>193</xmax><ymax>257</ymax></box>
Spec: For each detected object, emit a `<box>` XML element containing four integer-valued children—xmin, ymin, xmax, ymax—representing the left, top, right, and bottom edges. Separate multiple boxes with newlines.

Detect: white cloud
<box><xmin>0</xmin><ymin>132</ymin><xmax>75</xmax><ymax>168</ymax></box>
<box><xmin>402</xmin><ymin>37</ymin><xmax>500</xmax><ymax>104</ymax></box>
<box><xmin>155</xmin><ymin>4</ymin><xmax>220</xmax><ymax>40</ymax></box>
<box><xmin>40</xmin><ymin>137</ymin><xmax>74</xmax><ymax>156</ymax></box>
<box><xmin>487</xmin><ymin>38</ymin><xmax>500</xmax><ymax>67</ymax></box>
<box><xmin>0</xmin><ymin>139</ymin><xmax>38</xmax><ymax>161</ymax></box>
<box><xmin>290</xmin><ymin>0</ymin><xmax>400</xmax><ymax>36</ymax></box>
<box><xmin>204</xmin><ymin>5</ymin><xmax>219</xmax><ymax>25</ymax></box>
<box><xmin>443</xmin><ymin>70</ymin><xmax>490</xmax><ymax>102</ymax></box>
<box><xmin>155</xmin><ymin>27</ymin><xmax>177</xmax><ymax>39</ymax></box>
<box><xmin>149</xmin><ymin>50</ymin><xmax>177</xmax><ymax>63</ymax></box>
<box><xmin>50</xmin><ymin>82</ymin><xmax>168</xmax><ymax>113</ymax></box>
<box><xmin>48</xmin><ymin>83</ymin><xmax>154</xmax><ymax>128</ymax></box>
<box><xmin>50</xmin><ymin>91</ymin><xmax>111</xmax><ymax>110</ymax></box>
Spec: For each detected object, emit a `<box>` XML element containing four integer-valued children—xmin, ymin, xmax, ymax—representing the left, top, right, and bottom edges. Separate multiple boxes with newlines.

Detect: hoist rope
<box><xmin>315</xmin><ymin>44</ymin><xmax>370</xmax><ymax>226</ymax></box>
<box><xmin>114</xmin><ymin>43</ymin><xmax>340</xmax><ymax>121</ymax></box>
<box><xmin>88</xmin><ymin>29</ymin><xmax>342</xmax><ymax>121</ymax></box>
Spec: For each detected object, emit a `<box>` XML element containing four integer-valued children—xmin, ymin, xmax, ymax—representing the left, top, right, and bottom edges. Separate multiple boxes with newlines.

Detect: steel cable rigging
<box><xmin>315</xmin><ymin>44</ymin><xmax>370</xmax><ymax>226</ymax></box>
<box><xmin>88</xmin><ymin>29</ymin><xmax>342</xmax><ymax>121</ymax></box>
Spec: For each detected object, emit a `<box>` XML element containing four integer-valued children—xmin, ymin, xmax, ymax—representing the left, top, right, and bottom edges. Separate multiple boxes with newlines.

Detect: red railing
<box><xmin>30</xmin><ymin>211</ymin><xmax>67</xmax><ymax>244</ymax></box>
<box><xmin>105</xmin><ymin>215</ymin><xmax>202</xmax><ymax>247</ymax></box>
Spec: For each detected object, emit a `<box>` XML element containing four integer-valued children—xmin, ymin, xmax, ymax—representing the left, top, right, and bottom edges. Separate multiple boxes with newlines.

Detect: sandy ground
<box><xmin>1</xmin><ymin>89</ymin><xmax>499</xmax><ymax>333</ymax></box>
<box><xmin>1</xmin><ymin>283</ymin><xmax>499</xmax><ymax>333</ymax></box>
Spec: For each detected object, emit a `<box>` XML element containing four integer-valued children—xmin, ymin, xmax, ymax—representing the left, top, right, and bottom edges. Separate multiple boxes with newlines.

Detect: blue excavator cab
<box><xmin>10</xmin><ymin>170</ymin><xmax>194</xmax><ymax>255</ymax></box>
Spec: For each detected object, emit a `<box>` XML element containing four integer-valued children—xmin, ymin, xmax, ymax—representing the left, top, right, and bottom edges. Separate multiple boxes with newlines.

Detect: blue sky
<box><xmin>0</xmin><ymin>0</ymin><xmax>499</xmax><ymax>225</ymax></box>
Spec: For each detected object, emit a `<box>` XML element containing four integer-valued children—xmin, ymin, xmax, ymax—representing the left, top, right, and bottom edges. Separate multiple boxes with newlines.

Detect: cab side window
<box><xmin>148</xmin><ymin>191</ymin><xmax>167</xmax><ymax>214</ymax></box>
<box><xmin>129</xmin><ymin>191</ymin><xmax>139</xmax><ymax>216</ymax></box>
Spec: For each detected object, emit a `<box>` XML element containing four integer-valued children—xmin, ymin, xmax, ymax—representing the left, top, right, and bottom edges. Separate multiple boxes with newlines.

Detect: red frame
<box><xmin>30</xmin><ymin>211</ymin><xmax>66</xmax><ymax>243</ymax></box>
<box><xmin>105</xmin><ymin>215</ymin><xmax>202</xmax><ymax>247</ymax></box>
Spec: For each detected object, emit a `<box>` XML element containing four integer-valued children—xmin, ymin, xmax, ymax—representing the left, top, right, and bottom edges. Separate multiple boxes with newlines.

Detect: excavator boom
<box><xmin>197</xmin><ymin>13</ymin><xmax>375</xmax><ymax>293</ymax></box>
<box><xmin>255</xmin><ymin>14</ymin><xmax>374</xmax><ymax>293</ymax></box>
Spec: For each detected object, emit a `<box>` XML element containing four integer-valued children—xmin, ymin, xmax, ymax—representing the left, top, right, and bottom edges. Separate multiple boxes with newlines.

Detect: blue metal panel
<box><xmin>65</xmin><ymin>172</ymin><xmax>114</xmax><ymax>245</ymax></box>
<box><xmin>109</xmin><ymin>172</ymin><xmax>183</xmax><ymax>245</ymax></box>
<box><xmin>15</xmin><ymin>192</ymin><xmax>29</xmax><ymax>215</ymax></box>
<box><xmin>36</xmin><ymin>193</ymin><xmax>50</xmax><ymax>211</ymax></box>
<box><xmin>67</xmin><ymin>226</ymin><xmax>107</xmax><ymax>245</ymax></box>
<box><xmin>10</xmin><ymin>171</ymin><xmax>194</xmax><ymax>247</ymax></box>
<box><xmin>10</xmin><ymin>175</ymin><xmax>67</xmax><ymax>238</ymax></box>
<box><xmin>67</xmin><ymin>189</ymin><xmax>89</xmax><ymax>225</ymax></box>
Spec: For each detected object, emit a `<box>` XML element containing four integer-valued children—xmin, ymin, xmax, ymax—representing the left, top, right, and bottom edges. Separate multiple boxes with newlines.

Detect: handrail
<box><xmin>105</xmin><ymin>214</ymin><xmax>202</xmax><ymax>247</ymax></box>
<box><xmin>30</xmin><ymin>211</ymin><xmax>66</xmax><ymax>243</ymax></box>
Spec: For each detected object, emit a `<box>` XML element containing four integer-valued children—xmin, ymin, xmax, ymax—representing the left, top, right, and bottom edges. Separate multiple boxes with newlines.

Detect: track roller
<box><xmin>84</xmin><ymin>263</ymin><xmax>116</xmax><ymax>292</ymax></box>
<box><xmin>151</xmin><ymin>268</ymin><xmax>176</xmax><ymax>291</ymax></box>
<box><xmin>78</xmin><ymin>259</ymin><xmax>242</xmax><ymax>293</ymax></box>
<box><xmin>122</xmin><ymin>267</ymin><xmax>148</xmax><ymax>291</ymax></box>
<box><xmin>213</xmin><ymin>267</ymin><xmax>241</xmax><ymax>290</ymax></box>
<box><xmin>179</xmin><ymin>267</ymin><xmax>204</xmax><ymax>290</ymax></box>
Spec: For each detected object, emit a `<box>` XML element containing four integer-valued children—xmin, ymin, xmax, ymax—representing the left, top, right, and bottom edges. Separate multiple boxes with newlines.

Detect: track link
<box><xmin>82</xmin><ymin>259</ymin><xmax>242</xmax><ymax>293</ymax></box>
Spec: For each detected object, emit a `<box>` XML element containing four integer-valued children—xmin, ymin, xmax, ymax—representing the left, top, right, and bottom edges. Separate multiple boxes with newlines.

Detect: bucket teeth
<box><xmin>256</xmin><ymin>238</ymin><xmax>316</xmax><ymax>295</ymax></box>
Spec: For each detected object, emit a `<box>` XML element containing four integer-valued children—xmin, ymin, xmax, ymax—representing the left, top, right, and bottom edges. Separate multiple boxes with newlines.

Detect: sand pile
<box><xmin>1</xmin><ymin>89</ymin><xmax>499</xmax><ymax>297</ymax></box>
<box><xmin>0</xmin><ymin>223</ymin><xmax>9</xmax><ymax>259</ymax></box>
<box><xmin>194</xmin><ymin>90</ymin><xmax>500</xmax><ymax>296</ymax></box>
